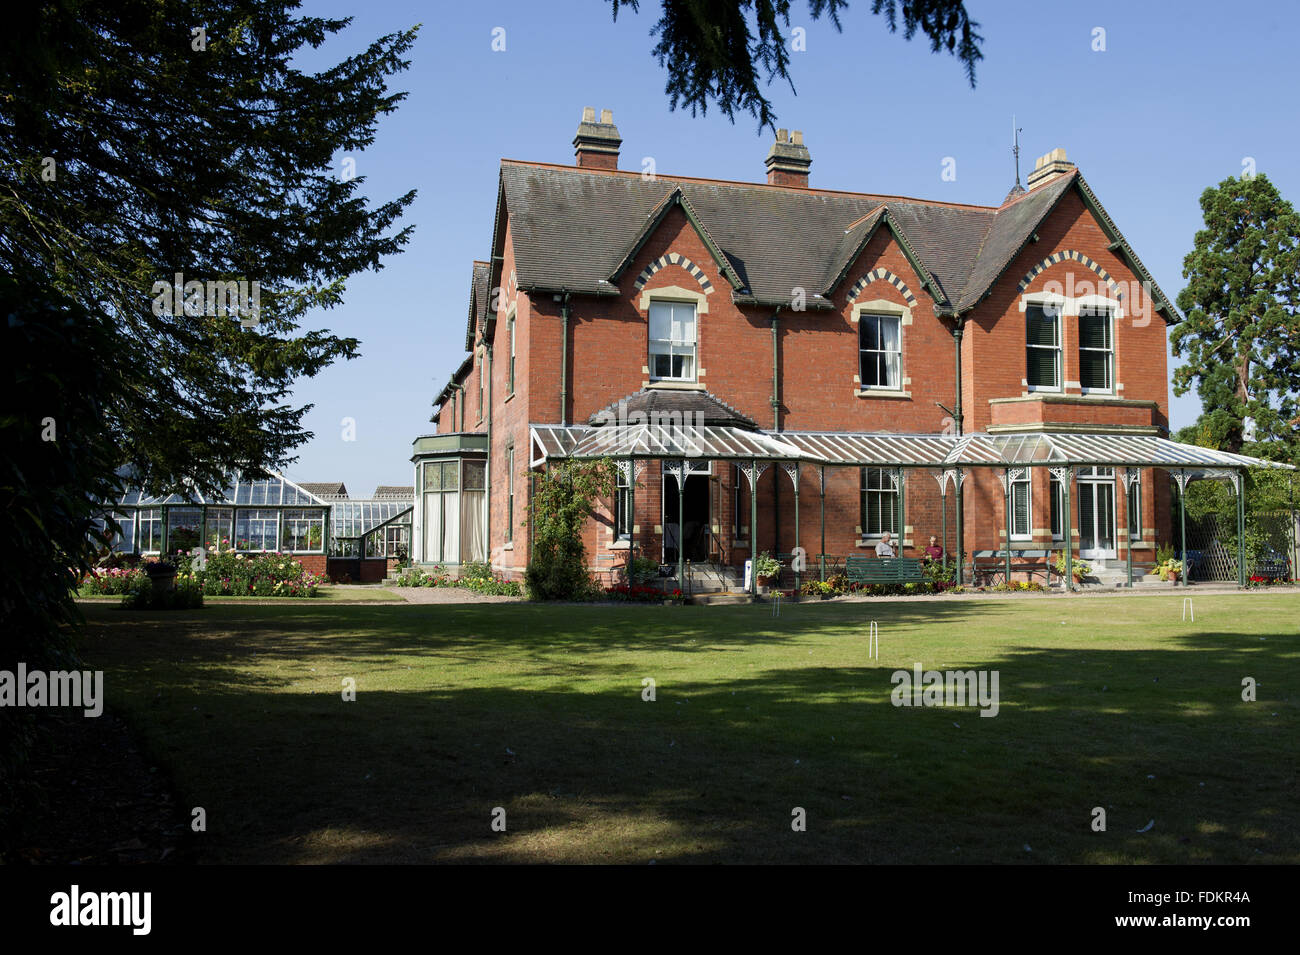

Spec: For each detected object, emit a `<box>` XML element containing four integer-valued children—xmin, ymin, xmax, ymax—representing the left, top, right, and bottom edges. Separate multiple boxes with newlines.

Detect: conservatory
<box><xmin>98</xmin><ymin>473</ymin><xmax>331</xmax><ymax>556</ymax></box>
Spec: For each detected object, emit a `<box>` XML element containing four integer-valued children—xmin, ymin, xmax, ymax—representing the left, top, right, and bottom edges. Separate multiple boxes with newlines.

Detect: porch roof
<box><xmin>529</xmin><ymin>423</ymin><xmax>1294</xmax><ymax>472</ymax></box>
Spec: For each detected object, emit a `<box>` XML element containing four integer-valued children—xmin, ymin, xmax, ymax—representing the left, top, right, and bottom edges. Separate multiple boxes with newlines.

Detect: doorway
<box><xmin>663</xmin><ymin>465</ymin><xmax>711</xmax><ymax>564</ymax></box>
<box><xmin>1077</xmin><ymin>467</ymin><xmax>1117</xmax><ymax>560</ymax></box>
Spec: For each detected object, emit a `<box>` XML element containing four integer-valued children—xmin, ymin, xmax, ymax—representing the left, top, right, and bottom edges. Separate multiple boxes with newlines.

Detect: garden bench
<box><xmin>972</xmin><ymin>549</ymin><xmax>1051</xmax><ymax>586</ymax></box>
<box><xmin>845</xmin><ymin>555</ymin><xmax>926</xmax><ymax>585</ymax></box>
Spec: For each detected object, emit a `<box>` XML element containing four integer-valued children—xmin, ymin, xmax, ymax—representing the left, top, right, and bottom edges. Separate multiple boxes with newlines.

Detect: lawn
<box><xmin>77</xmin><ymin>593</ymin><xmax>1300</xmax><ymax>864</ymax></box>
<box><xmin>76</xmin><ymin>584</ymin><xmax>404</xmax><ymax>603</ymax></box>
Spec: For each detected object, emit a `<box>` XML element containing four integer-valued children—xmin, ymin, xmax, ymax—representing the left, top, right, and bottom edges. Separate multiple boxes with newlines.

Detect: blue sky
<box><xmin>277</xmin><ymin>0</ymin><xmax>1300</xmax><ymax>494</ymax></box>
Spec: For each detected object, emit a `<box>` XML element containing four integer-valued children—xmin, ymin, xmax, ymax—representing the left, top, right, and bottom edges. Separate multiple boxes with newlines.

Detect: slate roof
<box><xmin>589</xmin><ymin>389</ymin><xmax>760</xmax><ymax>431</ymax></box>
<box><xmin>373</xmin><ymin>485</ymin><xmax>414</xmax><ymax>499</ymax></box>
<box><xmin>492</xmin><ymin>160</ymin><xmax>1179</xmax><ymax>323</ymax></box>
<box><xmin>465</xmin><ymin>260</ymin><xmax>490</xmax><ymax>350</ymax></box>
<box><xmin>299</xmin><ymin>482</ymin><xmax>348</xmax><ymax>499</ymax></box>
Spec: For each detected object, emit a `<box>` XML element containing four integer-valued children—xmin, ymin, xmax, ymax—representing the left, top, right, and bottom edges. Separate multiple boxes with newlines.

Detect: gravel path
<box><xmin>391</xmin><ymin>586</ymin><xmax>522</xmax><ymax>605</ymax></box>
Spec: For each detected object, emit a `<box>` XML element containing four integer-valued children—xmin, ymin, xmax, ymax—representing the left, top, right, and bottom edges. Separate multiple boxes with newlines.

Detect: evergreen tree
<box><xmin>1173</xmin><ymin>173</ymin><xmax>1300</xmax><ymax>463</ymax></box>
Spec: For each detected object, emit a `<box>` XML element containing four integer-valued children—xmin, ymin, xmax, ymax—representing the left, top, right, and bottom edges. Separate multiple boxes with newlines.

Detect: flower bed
<box><xmin>394</xmin><ymin>562</ymin><xmax>522</xmax><ymax>597</ymax></box>
<box><xmin>195</xmin><ymin>551</ymin><xmax>326</xmax><ymax>598</ymax></box>
<box><xmin>603</xmin><ymin>584</ymin><xmax>682</xmax><ymax>603</ymax></box>
<box><xmin>80</xmin><ymin>566</ymin><xmax>147</xmax><ymax>595</ymax></box>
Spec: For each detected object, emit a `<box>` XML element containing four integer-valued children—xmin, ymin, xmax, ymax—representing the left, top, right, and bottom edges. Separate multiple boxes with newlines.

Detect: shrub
<box><xmin>753</xmin><ymin>552</ymin><xmax>782</xmax><ymax>579</ymax></box>
<box><xmin>121</xmin><ymin>575</ymin><xmax>205</xmax><ymax>610</ymax></box>
<box><xmin>626</xmin><ymin>555</ymin><xmax>661</xmax><ymax>584</ymax></box>
<box><xmin>525</xmin><ymin>459</ymin><xmax>615</xmax><ymax>601</ymax></box>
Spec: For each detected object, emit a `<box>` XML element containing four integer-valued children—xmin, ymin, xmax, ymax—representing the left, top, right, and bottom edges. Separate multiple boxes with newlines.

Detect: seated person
<box><xmin>874</xmin><ymin>532</ymin><xmax>895</xmax><ymax>557</ymax></box>
<box><xmin>924</xmin><ymin>535</ymin><xmax>943</xmax><ymax>562</ymax></box>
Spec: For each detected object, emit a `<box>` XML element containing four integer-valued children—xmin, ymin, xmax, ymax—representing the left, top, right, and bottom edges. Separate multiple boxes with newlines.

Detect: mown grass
<box><xmin>78</xmin><ymin>593</ymin><xmax>1300</xmax><ymax>864</ymax></box>
<box><xmin>76</xmin><ymin>584</ymin><xmax>403</xmax><ymax>603</ymax></box>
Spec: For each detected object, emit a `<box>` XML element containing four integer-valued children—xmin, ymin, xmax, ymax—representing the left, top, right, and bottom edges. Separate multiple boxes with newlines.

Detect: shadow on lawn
<box><xmin>79</xmin><ymin>604</ymin><xmax>1300</xmax><ymax>865</ymax></box>
<box><xmin>81</xmin><ymin>597</ymin><xmax>1025</xmax><ymax>664</ymax></box>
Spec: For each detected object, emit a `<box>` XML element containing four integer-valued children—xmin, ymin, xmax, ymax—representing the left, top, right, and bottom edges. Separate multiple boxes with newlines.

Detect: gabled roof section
<box><xmin>589</xmin><ymin>388</ymin><xmax>760</xmax><ymax>431</ymax></box>
<box><xmin>300</xmin><ymin>481</ymin><xmax>348</xmax><ymax>499</ymax></box>
<box><xmin>821</xmin><ymin>207</ymin><xmax>885</xmax><ymax>294</ymax></box>
<box><xmin>949</xmin><ymin>171</ymin><xmax>1181</xmax><ymax>324</ymax></box>
<box><xmin>465</xmin><ymin>260</ymin><xmax>490</xmax><ymax>350</ymax></box>
<box><xmin>608</xmin><ymin>187</ymin><xmax>744</xmax><ymax>291</ymax></box>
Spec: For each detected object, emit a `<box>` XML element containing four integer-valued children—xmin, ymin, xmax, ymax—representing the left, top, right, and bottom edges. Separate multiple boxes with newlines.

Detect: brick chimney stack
<box><xmin>1026</xmin><ymin>147</ymin><xmax>1075</xmax><ymax>190</ymax></box>
<box><xmin>765</xmin><ymin>129</ymin><xmax>812</xmax><ymax>187</ymax></box>
<box><xmin>573</xmin><ymin>107</ymin><xmax>622</xmax><ymax>170</ymax></box>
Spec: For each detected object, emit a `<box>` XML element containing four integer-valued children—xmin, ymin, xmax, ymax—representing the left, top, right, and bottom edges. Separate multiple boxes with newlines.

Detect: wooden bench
<box><xmin>845</xmin><ymin>555</ymin><xmax>926</xmax><ymax>585</ymax></box>
<box><xmin>971</xmin><ymin>549</ymin><xmax>1051</xmax><ymax>586</ymax></box>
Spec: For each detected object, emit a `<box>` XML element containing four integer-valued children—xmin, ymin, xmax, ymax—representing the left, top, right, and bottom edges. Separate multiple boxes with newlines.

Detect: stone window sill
<box><xmin>856</xmin><ymin>389</ymin><xmax>911</xmax><ymax>400</ymax></box>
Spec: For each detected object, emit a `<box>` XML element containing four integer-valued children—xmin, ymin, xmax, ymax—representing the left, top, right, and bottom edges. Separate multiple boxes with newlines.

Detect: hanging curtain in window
<box><xmin>460</xmin><ymin>490</ymin><xmax>485</xmax><ymax>561</ymax></box>
<box><xmin>424</xmin><ymin>493</ymin><xmax>442</xmax><ymax>562</ymax></box>
<box><xmin>443</xmin><ymin>492</ymin><xmax>460</xmax><ymax>564</ymax></box>
<box><xmin>881</xmin><ymin>317</ymin><xmax>901</xmax><ymax>387</ymax></box>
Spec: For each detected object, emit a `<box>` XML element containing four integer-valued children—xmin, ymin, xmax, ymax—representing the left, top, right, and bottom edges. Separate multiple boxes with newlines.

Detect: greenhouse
<box><xmin>329</xmin><ymin>500</ymin><xmax>413</xmax><ymax>559</ymax></box>
<box><xmin>98</xmin><ymin>473</ymin><xmax>331</xmax><ymax>556</ymax></box>
<box><xmin>96</xmin><ymin>473</ymin><xmax>412</xmax><ymax>564</ymax></box>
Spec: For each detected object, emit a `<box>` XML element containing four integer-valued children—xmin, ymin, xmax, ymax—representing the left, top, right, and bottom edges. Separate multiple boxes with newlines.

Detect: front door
<box><xmin>663</xmin><ymin>465</ymin><xmax>711</xmax><ymax>564</ymax></box>
<box><xmin>1077</xmin><ymin>468</ymin><xmax>1116</xmax><ymax>560</ymax></box>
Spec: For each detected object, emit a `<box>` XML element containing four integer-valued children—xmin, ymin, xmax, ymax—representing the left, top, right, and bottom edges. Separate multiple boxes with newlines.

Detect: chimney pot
<box><xmin>765</xmin><ymin>128</ymin><xmax>812</xmax><ymax>187</ymax></box>
<box><xmin>1026</xmin><ymin>147</ymin><xmax>1075</xmax><ymax>190</ymax></box>
<box><xmin>573</xmin><ymin>105</ymin><xmax>622</xmax><ymax>170</ymax></box>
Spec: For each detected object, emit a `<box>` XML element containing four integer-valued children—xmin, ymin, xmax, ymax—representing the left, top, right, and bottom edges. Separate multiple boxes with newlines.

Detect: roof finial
<box><xmin>1001</xmin><ymin>116</ymin><xmax>1027</xmax><ymax>205</ymax></box>
<box><xmin>1013</xmin><ymin>115</ymin><xmax>1023</xmax><ymax>189</ymax></box>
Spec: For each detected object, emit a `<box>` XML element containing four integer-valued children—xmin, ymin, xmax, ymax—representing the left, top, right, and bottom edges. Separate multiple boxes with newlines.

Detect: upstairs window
<box><xmin>649</xmin><ymin>301</ymin><xmax>697</xmax><ymax>381</ymax></box>
<box><xmin>508</xmin><ymin>314</ymin><xmax>517</xmax><ymax>394</ymax></box>
<box><xmin>858</xmin><ymin>313</ymin><xmax>902</xmax><ymax>389</ymax></box>
<box><xmin>1026</xmin><ymin>303</ymin><xmax>1061</xmax><ymax>390</ymax></box>
<box><xmin>1078</xmin><ymin>306</ymin><xmax>1114</xmax><ymax>393</ymax></box>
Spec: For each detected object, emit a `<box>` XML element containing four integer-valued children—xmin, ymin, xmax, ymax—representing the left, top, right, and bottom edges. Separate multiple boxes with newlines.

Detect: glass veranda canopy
<box><xmin>530</xmin><ymin>424</ymin><xmax>1294</xmax><ymax>471</ymax></box>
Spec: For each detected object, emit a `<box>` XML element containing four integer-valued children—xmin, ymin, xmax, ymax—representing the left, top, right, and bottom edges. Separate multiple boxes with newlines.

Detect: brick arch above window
<box><xmin>846</xmin><ymin>268</ymin><xmax>917</xmax><ymax>307</ymax></box>
<box><xmin>1017</xmin><ymin>250</ymin><xmax>1123</xmax><ymax>299</ymax></box>
<box><xmin>632</xmin><ymin>253</ymin><xmax>715</xmax><ymax>294</ymax></box>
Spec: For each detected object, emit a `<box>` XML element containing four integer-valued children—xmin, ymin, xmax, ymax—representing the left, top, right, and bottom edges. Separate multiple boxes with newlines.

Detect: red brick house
<box><xmin>416</xmin><ymin>108</ymin><xmax>1276</xmax><ymax>591</ymax></box>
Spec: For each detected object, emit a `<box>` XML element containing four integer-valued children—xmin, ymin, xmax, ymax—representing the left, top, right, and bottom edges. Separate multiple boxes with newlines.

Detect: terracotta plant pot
<box><xmin>756</xmin><ymin>575</ymin><xmax>773</xmax><ymax>588</ymax></box>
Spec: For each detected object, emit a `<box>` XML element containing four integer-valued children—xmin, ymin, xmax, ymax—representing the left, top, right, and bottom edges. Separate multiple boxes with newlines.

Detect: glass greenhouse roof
<box><xmin>330</xmin><ymin>500</ymin><xmax>413</xmax><ymax>540</ymax></box>
<box><xmin>110</xmin><ymin>473</ymin><xmax>329</xmax><ymax>507</ymax></box>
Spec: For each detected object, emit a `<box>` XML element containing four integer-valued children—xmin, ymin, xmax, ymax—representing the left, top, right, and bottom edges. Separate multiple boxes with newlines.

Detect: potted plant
<box><xmin>142</xmin><ymin>556</ymin><xmax>177</xmax><ymax>593</ymax></box>
<box><xmin>754</xmin><ymin>552</ymin><xmax>782</xmax><ymax>588</ymax></box>
<box><xmin>1052</xmin><ymin>552</ymin><xmax>1091</xmax><ymax>583</ymax></box>
<box><xmin>1161</xmin><ymin>558</ymin><xmax>1183</xmax><ymax>583</ymax></box>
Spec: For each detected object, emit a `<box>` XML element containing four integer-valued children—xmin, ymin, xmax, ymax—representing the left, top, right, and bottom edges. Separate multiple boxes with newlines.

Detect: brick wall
<box><xmin>457</xmin><ymin>175</ymin><xmax>1176</xmax><ymax>579</ymax></box>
